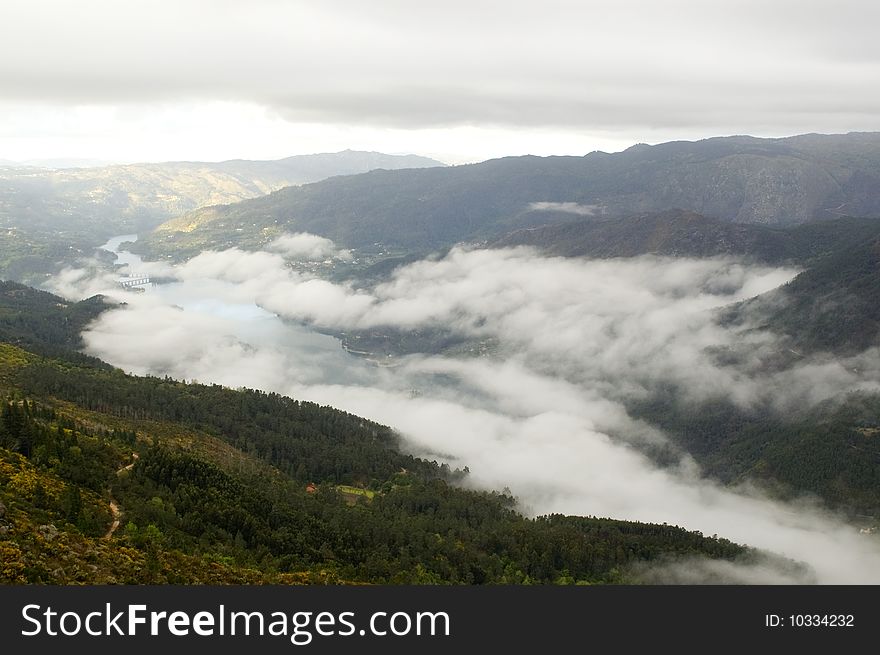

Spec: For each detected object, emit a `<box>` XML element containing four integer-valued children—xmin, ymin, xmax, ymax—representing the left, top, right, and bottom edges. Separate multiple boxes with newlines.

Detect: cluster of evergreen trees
<box><xmin>0</xmin><ymin>356</ymin><xmax>749</xmax><ymax>585</ymax></box>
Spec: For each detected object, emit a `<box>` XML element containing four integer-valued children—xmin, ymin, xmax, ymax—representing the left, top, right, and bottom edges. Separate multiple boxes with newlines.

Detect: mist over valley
<box><xmin>35</xmin><ymin>210</ymin><xmax>880</xmax><ymax>583</ymax></box>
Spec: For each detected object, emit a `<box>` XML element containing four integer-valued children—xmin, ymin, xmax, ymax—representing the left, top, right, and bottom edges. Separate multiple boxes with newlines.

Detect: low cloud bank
<box><xmin>50</xmin><ymin>234</ymin><xmax>880</xmax><ymax>583</ymax></box>
<box><xmin>269</xmin><ymin>232</ymin><xmax>353</xmax><ymax>262</ymax></box>
<box><xmin>528</xmin><ymin>201</ymin><xmax>599</xmax><ymax>215</ymax></box>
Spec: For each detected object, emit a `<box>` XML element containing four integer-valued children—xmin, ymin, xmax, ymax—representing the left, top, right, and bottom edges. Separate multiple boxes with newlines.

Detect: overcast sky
<box><xmin>1</xmin><ymin>0</ymin><xmax>878</xmax><ymax>163</ymax></box>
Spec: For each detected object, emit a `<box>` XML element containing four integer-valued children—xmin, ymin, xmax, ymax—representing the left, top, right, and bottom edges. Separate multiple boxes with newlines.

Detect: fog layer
<box><xmin>51</xmin><ymin>236</ymin><xmax>880</xmax><ymax>583</ymax></box>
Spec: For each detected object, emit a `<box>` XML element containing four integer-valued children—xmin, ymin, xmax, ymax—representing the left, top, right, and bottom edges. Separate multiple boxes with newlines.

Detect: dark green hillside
<box><xmin>723</xmin><ymin>236</ymin><xmax>880</xmax><ymax>354</ymax></box>
<box><xmin>761</xmin><ymin>237</ymin><xmax>880</xmax><ymax>353</ymax></box>
<box><xmin>0</xmin><ymin>281</ymin><xmax>109</xmax><ymax>367</ymax></box>
<box><xmin>632</xmin><ymin>392</ymin><xmax>880</xmax><ymax>516</ymax></box>
<box><xmin>14</xmin><ymin>362</ymin><xmax>446</xmax><ymax>488</ymax></box>
<box><xmin>495</xmin><ymin>212</ymin><xmax>880</xmax><ymax>265</ymax></box>
<box><xmin>495</xmin><ymin>210</ymin><xmax>790</xmax><ymax>261</ymax></box>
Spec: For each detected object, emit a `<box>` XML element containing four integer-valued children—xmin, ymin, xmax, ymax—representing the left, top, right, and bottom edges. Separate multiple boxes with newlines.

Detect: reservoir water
<box><xmin>100</xmin><ymin>234</ymin><xmax>143</xmax><ymax>270</ymax></box>
<box><xmin>97</xmin><ymin>234</ymin><xmax>369</xmax><ymax>386</ymax></box>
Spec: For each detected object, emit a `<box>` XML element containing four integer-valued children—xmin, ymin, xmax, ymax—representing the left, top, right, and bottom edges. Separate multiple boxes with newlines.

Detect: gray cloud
<box><xmin>53</xmin><ymin>236</ymin><xmax>880</xmax><ymax>583</ymax></box>
<box><xmin>528</xmin><ymin>202</ymin><xmax>599</xmax><ymax>216</ymax></box>
<box><xmin>269</xmin><ymin>233</ymin><xmax>352</xmax><ymax>262</ymax></box>
<box><xmin>630</xmin><ymin>556</ymin><xmax>817</xmax><ymax>585</ymax></box>
<box><xmin>2</xmin><ymin>0</ymin><xmax>879</xmax><ymax>134</ymax></box>
<box><xmin>47</xmin><ymin>265</ymin><xmax>120</xmax><ymax>300</ymax></box>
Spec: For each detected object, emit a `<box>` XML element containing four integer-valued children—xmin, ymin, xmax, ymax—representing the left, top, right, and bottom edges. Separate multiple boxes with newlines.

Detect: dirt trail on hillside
<box><xmin>102</xmin><ymin>453</ymin><xmax>138</xmax><ymax>540</ymax></box>
<box><xmin>103</xmin><ymin>500</ymin><xmax>121</xmax><ymax>539</ymax></box>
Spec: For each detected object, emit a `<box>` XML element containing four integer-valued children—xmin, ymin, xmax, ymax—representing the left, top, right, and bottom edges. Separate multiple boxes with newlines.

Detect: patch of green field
<box><xmin>335</xmin><ymin>485</ymin><xmax>376</xmax><ymax>499</ymax></box>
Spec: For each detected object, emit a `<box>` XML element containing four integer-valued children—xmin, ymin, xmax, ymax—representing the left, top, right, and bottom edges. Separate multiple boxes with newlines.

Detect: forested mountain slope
<box><xmin>0</xmin><ymin>284</ymin><xmax>748</xmax><ymax>584</ymax></box>
<box><xmin>495</xmin><ymin>212</ymin><xmax>880</xmax><ymax>265</ymax></box>
<box><xmin>715</xmin><ymin>234</ymin><xmax>880</xmax><ymax>355</ymax></box>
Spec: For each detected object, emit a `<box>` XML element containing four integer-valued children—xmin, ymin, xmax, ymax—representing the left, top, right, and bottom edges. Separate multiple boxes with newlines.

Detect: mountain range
<box><xmin>0</xmin><ymin>150</ymin><xmax>443</xmax><ymax>282</ymax></box>
<box><xmin>135</xmin><ymin>132</ymin><xmax>880</xmax><ymax>260</ymax></box>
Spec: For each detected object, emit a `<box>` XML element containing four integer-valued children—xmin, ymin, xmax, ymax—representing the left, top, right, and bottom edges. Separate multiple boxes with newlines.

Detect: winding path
<box><xmin>102</xmin><ymin>453</ymin><xmax>139</xmax><ymax>540</ymax></box>
<box><xmin>103</xmin><ymin>500</ymin><xmax>121</xmax><ymax>540</ymax></box>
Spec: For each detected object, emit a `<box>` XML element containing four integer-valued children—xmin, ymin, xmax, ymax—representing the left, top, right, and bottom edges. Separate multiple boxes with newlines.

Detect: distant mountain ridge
<box><xmin>2</xmin><ymin>158</ymin><xmax>118</xmax><ymax>169</ymax></box>
<box><xmin>0</xmin><ymin>149</ymin><xmax>444</xmax><ymax>232</ymax></box>
<box><xmin>0</xmin><ymin>150</ymin><xmax>444</xmax><ymax>282</ymax></box>
<box><xmin>137</xmin><ymin>132</ymin><xmax>880</xmax><ymax>259</ymax></box>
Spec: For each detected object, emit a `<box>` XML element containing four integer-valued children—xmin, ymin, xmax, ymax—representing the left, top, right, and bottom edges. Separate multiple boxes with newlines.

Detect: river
<box><xmin>97</xmin><ymin>234</ymin><xmax>369</xmax><ymax>386</ymax></box>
